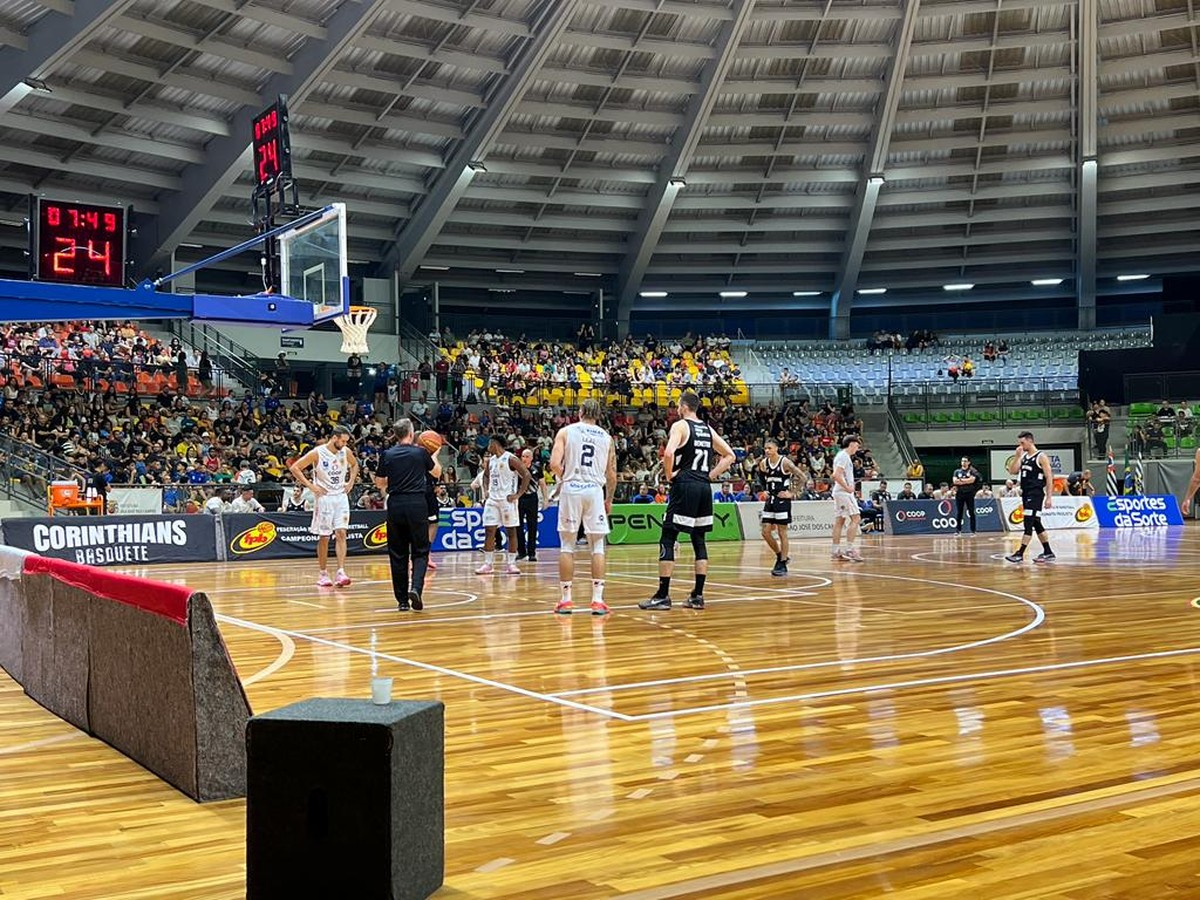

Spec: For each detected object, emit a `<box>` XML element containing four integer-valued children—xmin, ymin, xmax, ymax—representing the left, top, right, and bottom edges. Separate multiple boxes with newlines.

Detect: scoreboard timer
<box><xmin>252</xmin><ymin>97</ymin><xmax>292</xmax><ymax>189</ymax></box>
<box><xmin>33</xmin><ymin>198</ymin><xmax>126</xmax><ymax>287</ymax></box>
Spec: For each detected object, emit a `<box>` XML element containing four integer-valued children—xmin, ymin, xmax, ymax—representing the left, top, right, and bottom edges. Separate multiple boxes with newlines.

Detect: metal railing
<box><xmin>1125</xmin><ymin>415</ymin><xmax>1200</xmax><ymax>460</ymax></box>
<box><xmin>891</xmin><ymin>377</ymin><xmax>1082</xmax><ymax>429</ymax></box>
<box><xmin>400</xmin><ymin>319</ymin><xmax>439</xmax><ymax>367</ymax></box>
<box><xmin>1</xmin><ymin>357</ymin><xmax>235</xmax><ymax>398</ymax></box>
<box><xmin>165</xmin><ymin>320</ymin><xmax>261</xmax><ymax>392</ymax></box>
<box><xmin>885</xmin><ymin>398</ymin><xmax>918</xmax><ymax>466</ymax></box>
<box><xmin>0</xmin><ymin>433</ymin><xmax>89</xmax><ymax>510</ymax></box>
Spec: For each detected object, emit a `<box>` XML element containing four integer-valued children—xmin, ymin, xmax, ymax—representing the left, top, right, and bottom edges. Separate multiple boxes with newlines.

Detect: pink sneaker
<box><xmin>590</xmin><ymin>600</ymin><xmax>610</xmax><ymax>616</ymax></box>
<box><xmin>316</xmin><ymin>572</ymin><xmax>333</xmax><ymax>587</ymax></box>
<box><xmin>475</xmin><ymin>563</ymin><xmax>494</xmax><ymax>575</ymax></box>
<box><xmin>334</xmin><ymin>570</ymin><xmax>352</xmax><ymax>587</ymax></box>
<box><xmin>504</xmin><ymin>564</ymin><xmax>522</xmax><ymax>575</ymax></box>
<box><xmin>427</xmin><ymin>559</ymin><xmax>438</xmax><ymax>571</ymax></box>
<box><xmin>554</xmin><ymin>600</ymin><xmax>574</xmax><ymax>615</ymax></box>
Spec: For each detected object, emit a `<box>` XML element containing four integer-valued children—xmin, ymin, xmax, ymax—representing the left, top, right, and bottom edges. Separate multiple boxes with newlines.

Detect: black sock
<box><xmin>693</xmin><ymin>574</ymin><xmax>706</xmax><ymax>596</ymax></box>
<box><xmin>1041</xmin><ymin>540</ymin><xmax>1052</xmax><ymax>554</ymax></box>
<box><xmin>655</xmin><ymin>576</ymin><xmax>671</xmax><ymax>599</ymax></box>
<box><xmin>1015</xmin><ymin>544</ymin><xmax>1027</xmax><ymax>557</ymax></box>
<box><xmin>775</xmin><ymin>552</ymin><xmax>782</xmax><ymax>563</ymax></box>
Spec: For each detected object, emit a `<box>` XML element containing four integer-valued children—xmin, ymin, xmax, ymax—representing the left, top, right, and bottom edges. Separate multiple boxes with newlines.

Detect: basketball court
<box><xmin>4</xmin><ymin>530</ymin><xmax>1199</xmax><ymax>898</ymax></box>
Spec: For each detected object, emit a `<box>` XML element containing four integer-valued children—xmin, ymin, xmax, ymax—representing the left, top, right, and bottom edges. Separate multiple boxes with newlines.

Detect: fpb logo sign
<box><xmin>364</xmin><ymin>522</ymin><xmax>387</xmax><ymax>549</ymax></box>
<box><xmin>230</xmin><ymin>521</ymin><xmax>277</xmax><ymax>555</ymax></box>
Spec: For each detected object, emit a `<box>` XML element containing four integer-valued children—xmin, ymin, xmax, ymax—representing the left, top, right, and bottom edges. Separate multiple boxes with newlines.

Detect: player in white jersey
<box><xmin>476</xmin><ymin>436</ymin><xmax>531</xmax><ymax>575</ymax></box>
<box><xmin>830</xmin><ymin>434</ymin><xmax>863</xmax><ymax>562</ymax></box>
<box><xmin>550</xmin><ymin>398</ymin><xmax>617</xmax><ymax>615</ymax></box>
<box><xmin>288</xmin><ymin>425</ymin><xmax>359</xmax><ymax>586</ymax></box>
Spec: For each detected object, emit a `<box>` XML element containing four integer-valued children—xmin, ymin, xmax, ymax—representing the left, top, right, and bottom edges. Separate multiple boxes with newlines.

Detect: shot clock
<box><xmin>251</xmin><ymin>96</ymin><xmax>292</xmax><ymax>190</ymax></box>
<box><xmin>33</xmin><ymin>198</ymin><xmax>127</xmax><ymax>287</ymax></box>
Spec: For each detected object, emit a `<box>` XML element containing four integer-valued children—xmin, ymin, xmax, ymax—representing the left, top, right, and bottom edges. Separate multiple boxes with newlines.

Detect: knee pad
<box><xmin>659</xmin><ymin>527</ymin><xmax>679</xmax><ymax>561</ymax></box>
<box><xmin>690</xmin><ymin>531</ymin><xmax>709</xmax><ymax>561</ymax></box>
<box><xmin>1032</xmin><ymin>518</ymin><xmax>1046</xmax><ymax>535</ymax></box>
<box><xmin>558</xmin><ymin>532</ymin><xmax>576</xmax><ymax>554</ymax></box>
<box><xmin>1023</xmin><ymin>516</ymin><xmax>1036</xmax><ymax>537</ymax></box>
<box><xmin>589</xmin><ymin>535</ymin><xmax>606</xmax><ymax>556</ymax></box>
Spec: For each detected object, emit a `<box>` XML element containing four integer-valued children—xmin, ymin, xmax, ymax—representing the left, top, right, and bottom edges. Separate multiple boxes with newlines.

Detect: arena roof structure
<box><xmin>0</xmin><ymin>0</ymin><xmax>1194</xmax><ymax>334</ymax></box>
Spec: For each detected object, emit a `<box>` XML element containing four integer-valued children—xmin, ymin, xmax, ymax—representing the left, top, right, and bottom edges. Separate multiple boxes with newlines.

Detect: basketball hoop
<box><xmin>333</xmin><ymin>305</ymin><xmax>376</xmax><ymax>354</ymax></box>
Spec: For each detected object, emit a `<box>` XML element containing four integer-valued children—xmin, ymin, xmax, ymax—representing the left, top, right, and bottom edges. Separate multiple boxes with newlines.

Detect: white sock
<box><xmin>592</xmin><ymin>579</ymin><xmax>605</xmax><ymax>602</ymax></box>
<box><xmin>484</xmin><ymin>551</ymin><xmax>494</xmax><ymax>567</ymax></box>
<box><xmin>832</xmin><ymin>542</ymin><xmax>841</xmax><ymax>551</ymax></box>
<box><xmin>506</xmin><ymin>552</ymin><xmax>517</xmax><ymax>566</ymax></box>
<box><xmin>560</xmin><ymin>582</ymin><xmax>572</xmax><ymax>603</ymax></box>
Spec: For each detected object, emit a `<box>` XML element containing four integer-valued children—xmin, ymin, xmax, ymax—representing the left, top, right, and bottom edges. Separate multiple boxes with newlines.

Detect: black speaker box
<box><xmin>246</xmin><ymin>698</ymin><xmax>444</xmax><ymax>900</ymax></box>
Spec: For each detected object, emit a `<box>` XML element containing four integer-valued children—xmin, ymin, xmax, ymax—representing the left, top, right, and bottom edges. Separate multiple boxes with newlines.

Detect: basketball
<box><xmin>417</xmin><ymin>429</ymin><xmax>443</xmax><ymax>453</ymax></box>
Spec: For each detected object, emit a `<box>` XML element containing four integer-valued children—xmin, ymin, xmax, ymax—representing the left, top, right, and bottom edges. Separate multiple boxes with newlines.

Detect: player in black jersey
<box><xmin>639</xmin><ymin>390</ymin><xmax>735</xmax><ymax>611</ymax></box>
<box><xmin>425</xmin><ymin>470</ymin><xmax>440</xmax><ymax>571</ymax></box>
<box><xmin>1005</xmin><ymin>430</ymin><xmax>1056</xmax><ymax>563</ymax></box>
<box><xmin>758</xmin><ymin>440</ymin><xmax>803</xmax><ymax>577</ymax></box>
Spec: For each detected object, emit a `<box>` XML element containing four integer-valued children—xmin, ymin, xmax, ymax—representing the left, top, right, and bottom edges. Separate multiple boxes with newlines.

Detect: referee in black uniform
<box><xmin>375</xmin><ymin>418</ymin><xmax>441</xmax><ymax>611</ymax></box>
<box><xmin>516</xmin><ymin>447</ymin><xmax>543</xmax><ymax>561</ymax></box>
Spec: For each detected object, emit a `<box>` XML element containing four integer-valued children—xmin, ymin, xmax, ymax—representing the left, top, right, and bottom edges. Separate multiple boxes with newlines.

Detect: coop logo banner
<box><xmin>0</xmin><ymin>515</ymin><xmax>217</xmax><ymax>565</ymax></box>
<box><xmin>1094</xmin><ymin>495</ymin><xmax>1183</xmax><ymax>528</ymax></box>
<box><xmin>434</xmin><ymin>506</ymin><xmax>560</xmax><ymax>552</ymax></box>
<box><xmin>883</xmin><ymin>499</ymin><xmax>1004</xmax><ymax>535</ymax></box>
<box><xmin>1000</xmin><ymin>497</ymin><xmax>1099</xmax><ymax>531</ymax></box>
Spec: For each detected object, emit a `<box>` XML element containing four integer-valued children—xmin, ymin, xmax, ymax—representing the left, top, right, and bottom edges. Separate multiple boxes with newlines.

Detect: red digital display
<box><xmin>252</xmin><ymin>98</ymin><xmax>291</xmax><ymax>189</ymax></box>
<box><xmin>35</xmin><ymin>199</ymin><xmax>126</xmax><ymax>287</ymax></box>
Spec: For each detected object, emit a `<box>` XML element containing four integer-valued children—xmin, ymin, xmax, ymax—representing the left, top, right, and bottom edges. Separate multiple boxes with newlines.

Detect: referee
<box><xmin>375</xmin><ymin>418</ymin><xmax>441</xmax><ymax>611</ymax></box>
<box><xmin>952</xmin><ymin>455</ymin><xmax>982</xmax><ymax>535</ymax></box>
<box><xmin>516</xmin><ymin>447</ymin><xmax>543</xmax><ymax>561</ymax></box>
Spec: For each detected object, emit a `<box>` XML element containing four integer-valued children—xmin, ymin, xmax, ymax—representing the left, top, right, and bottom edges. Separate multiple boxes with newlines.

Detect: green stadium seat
<box><xmin>903</xmin><ymin>413</ymin><xmax>920</xmax><ymax>424</ymax></box>
<box><xmin>1130</xmin><ymin>402</ymin><xmax>1156</xmax><ymax>415</ymax></box>
<box><xmin>932</xmin><ymin>411</ymin><xmax>948</xmax><ymax>424</ymax></box>
<box><xmin>1007</xmin><ymin>410</ymin><xmax>1024</xmax><ymax>422</ymax></box>
<box><xmin>1164</xmin><ymin>435</ymin><xmax>1178</xmax><ymax>450</ymax></box>
<box><xmin>1025</xmin><ymin>409</ymin><xmax>1046</xmax><ymax>421</ymax></box>
<box><xmin>980</xmin><ymin>410</ymin><xmax>998</xmax><ymax>422</ymax></box>
<box><xmin>966</xmin><ymin>411</ymin><xmax>981</xmax><ymax>423</ymax></box>
<box><xmin>1182</xmin><ymin>437</ymin><xmax>1196</xmax><ymax>450</ymax></box>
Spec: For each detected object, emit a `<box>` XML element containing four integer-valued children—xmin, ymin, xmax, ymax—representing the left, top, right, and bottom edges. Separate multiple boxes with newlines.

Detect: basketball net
<box><xmin>333</xmin><ymin>305</ymin><xmax>376</xmax><ymax>354</ymax></box>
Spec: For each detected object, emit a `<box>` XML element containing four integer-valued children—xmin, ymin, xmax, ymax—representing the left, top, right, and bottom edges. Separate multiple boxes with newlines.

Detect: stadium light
<box><xmin>792</xmin><ymin>291</ymin><xmax>822</xmax><ymax>297</ymax></box>
<box><xmin>943</xmin><ymin>283</ymin><xmax>974</xmax><ymax>291</ymax></box>
<box><xmin>1117</xmin><ymin>274</ymin><xmax>1150</xmax><ymax>281</ymax></box>
<box><xmin>574</xmin><ymin>272</ymin><xmax>602</xmax><ymax>277</ymax></box>
<box><xmin>719</xmin><ymin>291</ymin><xmax>748</xmax><ymax>298</ymax></box>
<box><xmin>420</xmin><ymin>265</ymin><xmax>449</xmax><ymax>271</ymax></box>
<box><xmin>857</xmin><ymin>288</ymin><xmax>887</xmax><ymax>295</ymax></box>
<box><xmin>495</xmin><ymin>268</ymin><xmax>525</xmax><ymax>274</ymax></box>
<box><xmin>639</xmin><ymin>291</ymin><xmax>668</xmax><ymax>298</ymax></box>
<box><xmin>1031</xmin><ymin>278</ymin><xmax>1064</xmax><ymax>286</ymax></box>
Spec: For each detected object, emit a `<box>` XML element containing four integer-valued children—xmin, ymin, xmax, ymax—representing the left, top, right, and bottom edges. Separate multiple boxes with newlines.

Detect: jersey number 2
<box><xmin>580</xmin><ymin>443</ymin><xmax>595</xmax><ymax>469</ymax></box>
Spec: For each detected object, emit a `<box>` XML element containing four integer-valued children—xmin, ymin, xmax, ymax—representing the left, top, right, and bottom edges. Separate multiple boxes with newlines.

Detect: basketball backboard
<box><xmin>278</xmin><ymin>202</ymin><xmax>348</xmax><ymax>324</ymax></box>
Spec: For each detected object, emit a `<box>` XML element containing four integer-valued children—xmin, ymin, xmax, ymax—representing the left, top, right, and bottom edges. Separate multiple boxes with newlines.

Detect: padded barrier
<box><xmin>0</xmin><ymin>552</ymin><xmax>250</xmax><ymax>802</ymax></box>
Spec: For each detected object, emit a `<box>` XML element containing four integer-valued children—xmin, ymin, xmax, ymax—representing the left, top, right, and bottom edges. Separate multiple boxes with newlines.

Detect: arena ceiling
<box><xmin>0</xmin><ymin>0</ymin><xmax>1194</xmax><ymax>333</ymax></box>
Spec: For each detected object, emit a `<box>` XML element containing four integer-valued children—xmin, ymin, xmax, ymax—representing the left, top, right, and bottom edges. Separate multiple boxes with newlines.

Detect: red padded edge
<box><xmin>22</xmin><ymin>555</ymin><xmax>191</xmax><ymax>626</ymax></box>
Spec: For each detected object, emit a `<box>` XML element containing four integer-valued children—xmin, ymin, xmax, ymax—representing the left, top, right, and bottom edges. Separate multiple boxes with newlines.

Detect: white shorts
<box><xmin>482</xmin><ymin>497</ymin><xmax>519</xmax><ymax>528</ymax></box>
<box><xmin>310</xmin><ymin>493</ymin><xmax>350</xmax><ymax>536</ymax></box>
<box><xmin>557</xmin><ymin>482</ymin><xmax>610</xmax><ymax>536</ymax></box>
<box><xmin>833</xmin><ymin>492</ymin><xmax>860</xmax><ymax>520</ymax></box>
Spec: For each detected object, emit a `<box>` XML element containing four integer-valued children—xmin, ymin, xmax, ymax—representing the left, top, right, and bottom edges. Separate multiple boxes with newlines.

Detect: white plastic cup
<box><xmin>370</xmin><ymin>676</ymin><xmax>393</xmax><ymax>705</ymax></box>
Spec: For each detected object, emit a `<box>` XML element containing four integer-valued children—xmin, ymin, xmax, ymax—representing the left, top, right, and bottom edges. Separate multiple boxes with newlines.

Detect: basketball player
<box><xmin>1181</xmin><ymin>447</ymin><xmax>1200</xmax><ymax>517</ymax></box>
<box><xmin>1005</xmin><ymin>430</ymin><xmax>1056</xmax><ymax>563</ymax></box>
<box><xmin>425</xmin><ymin>466</ymin><xmax>440</xmax><ymax>571</ymax></box>
<box><xmin>288</xmin><ymin>425</ymin><xmax>358</xmax><ymax>587</ymax></box>
<box><xmin>759</xmin><ymin>439</ymin><xmax>802</xmax><ymax>576</ymax></box>
<box><xmin>549</xmin><ymin>398</ymin><xmax>616</xmax><ymax>615</ymax></box>
<box><xmin>639</xmin><ymin>390</ymin><xmax>735</xmax><ymax>611</ymax></box>
<box><xmin>831</xmin><ymin>435</ymin><xmax>864</xmax><ymax>562</ymax></box>
<box><xmin>476</xmin><ymin>436</ymin><xmax>531</xmax><ymax>575</ymax></box>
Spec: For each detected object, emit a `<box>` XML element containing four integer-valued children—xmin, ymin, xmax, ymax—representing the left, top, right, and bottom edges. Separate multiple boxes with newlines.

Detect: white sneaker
<box><xmin>830</xmin><ymin>549</ymin><xmax>843</xmax><ymax>560</ymax></box>
<box><xmin>474</xmin><ymin>563</ymin><xmax>494</xmax><ymax>575</ymax></box>
<box><xmin>316</xmin><ymin>572</ymin><xmax>333</xmax><ymax>587</ymax></box>
<box><xmin>334</xmin><ymin>570</ymin><xmax>351</xmax><ymax>587</ymax></box>
<box><xmin>504</xmin><ymin>564</ymin><xmax>522</xmax><ymax>575</ymax></box>
<box><xmin>843</xmin><ymin>548</ymin><xmax>864</xmax><ymax>563</ymax></box>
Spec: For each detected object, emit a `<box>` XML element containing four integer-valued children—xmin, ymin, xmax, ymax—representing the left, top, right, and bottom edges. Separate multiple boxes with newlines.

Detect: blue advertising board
<box><xmin>883</xmin><ymin>498</ymin><xmax>1005</xmax><ymax>535</ymax></box>
<box><xmin>1092</xmin><ymin>494</ymin><xmax>1183</xmax><ymax>528</ymax></box>
<box><xmin>433</xmin><ymin>506</ymin><xmax>561</xmax><ymax>552</ymax></box>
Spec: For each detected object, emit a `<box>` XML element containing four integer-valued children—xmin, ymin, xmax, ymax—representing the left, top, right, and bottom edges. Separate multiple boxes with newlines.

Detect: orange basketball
<box><xmin>417</xmin><ymin>430</ymin><xmax>444</xmax><ymax>453</ymax></box>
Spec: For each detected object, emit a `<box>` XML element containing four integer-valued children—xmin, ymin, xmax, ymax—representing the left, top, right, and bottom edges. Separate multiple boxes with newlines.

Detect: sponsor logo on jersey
<box><xmin>231</xmin><ymin>521</ymin><xmax>277</xmax><ymax>554</ymax></box>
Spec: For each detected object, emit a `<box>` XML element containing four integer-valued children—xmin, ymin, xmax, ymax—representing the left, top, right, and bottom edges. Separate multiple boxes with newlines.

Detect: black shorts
<box><xmin>426</xmin><ymin>489</ymin><xmax>438</xmax><ymax>523</ymax></box>
<box><xmin>1022</xmin><ymin>490</ymin><xmax>1045</xmax><ymax>518</ymax></box>
<box><xmin>761</xmin><ymin>496</ymin><xmax>792</xmax><ymax>525</ymax></box>
<box><xmin>664</xmin><ymin>479</ymin><xmax>714</xmax><ymax>534</ymax></box>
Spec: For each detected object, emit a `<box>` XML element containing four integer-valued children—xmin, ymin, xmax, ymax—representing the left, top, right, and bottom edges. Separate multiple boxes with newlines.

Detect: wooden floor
<box><xmin>5</xmin><ymin>529</ymin><xmax>1200</xmax><ymax>897</ymax></box>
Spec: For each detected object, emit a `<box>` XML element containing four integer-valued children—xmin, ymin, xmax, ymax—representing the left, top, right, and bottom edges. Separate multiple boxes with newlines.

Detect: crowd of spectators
<box><xmin>431</xmin><ymin>329</ymin><xmax>745</xmax><ymax>406</ymax></box>
<box><xmin>0</xmin><ymin>320</ymin><xmax>224</xmax><ymax>396</ymax></box>
<box><xmin>867</xmin><ymin>329</ymin><xmax>940</xmax><ymax>355</ymax></box>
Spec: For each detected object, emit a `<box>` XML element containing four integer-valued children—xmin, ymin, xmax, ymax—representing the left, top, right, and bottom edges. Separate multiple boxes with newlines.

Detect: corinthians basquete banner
<box><xmin>0</xmin><ymin>515</ymin><xmax>218</xmax><ymax>565</ymax></box>
<box><xmin>224</xmin><ymin>511</ymin><xmax>388</xmax><ymax>559</ymax></box>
